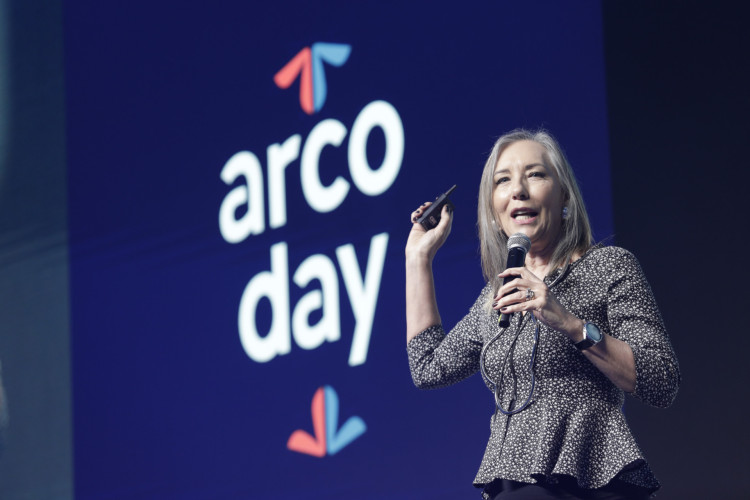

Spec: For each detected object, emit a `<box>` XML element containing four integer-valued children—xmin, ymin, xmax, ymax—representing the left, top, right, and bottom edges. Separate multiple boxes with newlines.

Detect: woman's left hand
<box><xmin>493</xmin><ymin>267</ymin><xmax>582</xmax><ymax>340</ymax></box>
<box><xmin>495</xmin><ymin>268</ymin><xmax>639</xmax><ymax>393</ymax></box>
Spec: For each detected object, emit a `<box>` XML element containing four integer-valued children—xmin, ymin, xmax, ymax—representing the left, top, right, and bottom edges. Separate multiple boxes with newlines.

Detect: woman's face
<box><xmin>492</xmin><ymin>140</ymin><xmax>566</xmax><ymax>254</ymax></box>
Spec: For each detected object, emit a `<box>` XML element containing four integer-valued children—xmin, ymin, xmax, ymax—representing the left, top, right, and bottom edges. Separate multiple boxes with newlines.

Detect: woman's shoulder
<box><xmin>586</xmin><ymin>244</ymin><xmax>636</xmax><ymax>261</ymax></box>
<box><xmin>575</xmin><ymin>244</ymin><xmax>643</xmax><ymax>275</ymax></box>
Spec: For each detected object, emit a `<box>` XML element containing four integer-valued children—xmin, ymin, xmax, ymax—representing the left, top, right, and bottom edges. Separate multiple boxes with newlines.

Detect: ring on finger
<box><xmin>525</xmin><ymin>288</ymin><xmax>535</xmax><ymax>301</ymax></box>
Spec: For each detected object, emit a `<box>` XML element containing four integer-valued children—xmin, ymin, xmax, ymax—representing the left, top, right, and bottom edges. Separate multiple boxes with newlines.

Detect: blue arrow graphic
<box><xmin>311</xmin><ymin>43</ymin><xmax>352</xmax><ymax>113</ymax></box>
<box><xmin>323</xmin><ymin>385</ymin><xmax>366</xmax><ymax>455</ymax></box>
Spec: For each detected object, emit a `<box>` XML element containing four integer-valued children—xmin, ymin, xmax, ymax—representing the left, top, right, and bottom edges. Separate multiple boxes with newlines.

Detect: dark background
<box><xmin>0</xmin><ymin>0</ymin><xmax>72</xmax><ymax>498</ymax></box>
<box><xmin>604</xmin><ymin>1</ymin><xmax>749</xmax><ymax>498</ymax></box>
<box><xmin>0</xmin><ymin>1</ymin><xmax>747</xmax><ymax>499</ymax></box>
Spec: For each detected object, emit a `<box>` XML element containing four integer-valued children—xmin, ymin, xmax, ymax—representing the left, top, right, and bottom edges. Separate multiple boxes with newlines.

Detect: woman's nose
<box><xmin>510</xmin><ymin>178</ymin><xmax>529</xmax><ymax>200</ymax></box>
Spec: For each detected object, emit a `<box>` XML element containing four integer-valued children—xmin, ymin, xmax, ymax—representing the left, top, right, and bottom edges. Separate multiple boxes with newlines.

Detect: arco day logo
<box><xmin>221</xmin><ymin>42</ymin><xmax>399</xmax><ymax>457</ymax></box>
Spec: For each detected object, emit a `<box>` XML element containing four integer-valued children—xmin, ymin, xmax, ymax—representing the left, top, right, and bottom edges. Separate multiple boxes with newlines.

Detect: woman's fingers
<box><xmin>494</xmin><ymin>287</ymin><xmax>535</xmax><ymax>309</ymax></box>
<box><xmin>410</xmin><ymin>201</ymin><xmax>432</xmax><ymax>223</ymax></box>
<box><xmin>494</xmin><ymin>269</ymin><xmax>536</xmax><ymax>298</ymax></box>
<box><xmin>493</xmin><ymin>268</ymin><xmax>546</xmax><ymax>310</ymax></box>
<box><xmin>405</xmin><ymin>203</ymin><xmax>452</xmax><ymax>260</ymax></box>
<box><xmin>497</xmin><ymin>266</ymin><xmax>538</xmax><ymax>281</ymax></box>
<box><xmin>436</xmin><ymin>204</ymin><xmax>453</xmax><ymax>230</ymax></box>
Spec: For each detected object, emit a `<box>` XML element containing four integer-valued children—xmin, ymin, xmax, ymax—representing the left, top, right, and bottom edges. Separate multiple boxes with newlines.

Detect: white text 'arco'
<box><xmin>219</xmin><ymin>100</ymin><xmax>404</xmax><ymax>243</ymax></box>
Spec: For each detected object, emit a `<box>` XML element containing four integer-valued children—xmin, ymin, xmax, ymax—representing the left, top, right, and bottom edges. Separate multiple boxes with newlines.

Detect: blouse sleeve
<box><xmin>605</xmin><ymin>248</ymin><xmax>680</xmax><ymax>408</ymax></box>
<box><xmin>406</xmin><ymin>286</ymin><xmax>489</xmax><ymax>390</ymax></box>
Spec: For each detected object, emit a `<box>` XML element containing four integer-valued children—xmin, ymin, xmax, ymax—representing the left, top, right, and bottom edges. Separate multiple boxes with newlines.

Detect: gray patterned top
<box><xmin>407</xmin><ymin>246</ymin><xmax>680</xmax><ymax>496</ymax></box>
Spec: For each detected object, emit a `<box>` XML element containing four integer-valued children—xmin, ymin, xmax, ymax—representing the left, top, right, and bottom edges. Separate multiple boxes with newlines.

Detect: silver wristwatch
<box><xmin>575</xmin><ymin>322</ymin><xmax>602</xmax><ymax>351</ymax></box>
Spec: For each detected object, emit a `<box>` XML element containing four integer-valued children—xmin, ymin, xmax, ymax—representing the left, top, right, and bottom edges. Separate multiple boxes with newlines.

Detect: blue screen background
<box><xmin>63</xmin><ymin>2</ymin><xmax>613</xmax><ymax>498</ymax></box>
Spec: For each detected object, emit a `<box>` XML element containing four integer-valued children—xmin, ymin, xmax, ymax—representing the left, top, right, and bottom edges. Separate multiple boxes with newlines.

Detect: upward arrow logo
<box><xmin>273</xmin><ymin>43</ymin><xmax>352</xmax><ymax>114</ymax></box>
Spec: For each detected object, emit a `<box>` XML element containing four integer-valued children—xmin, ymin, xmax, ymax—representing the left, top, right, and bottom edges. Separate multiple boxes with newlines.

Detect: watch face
<box><xmin>586</xmin><ymin>323</ymin><xmax>602</xmax><ymax>342</ymax></box>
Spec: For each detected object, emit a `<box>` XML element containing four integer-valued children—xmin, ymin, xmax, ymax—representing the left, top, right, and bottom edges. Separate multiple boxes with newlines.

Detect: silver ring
<box><xmin>526</xmin><ymin>288</ymin><xmax>535</xmax><ymax>301</ymax></box>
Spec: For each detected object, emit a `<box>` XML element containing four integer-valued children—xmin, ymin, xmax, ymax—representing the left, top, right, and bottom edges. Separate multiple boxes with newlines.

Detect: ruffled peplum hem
<box><xmin>472</xmin><ymin>394</ymin><xmax>660</xmax><ymax>493</ymax></box>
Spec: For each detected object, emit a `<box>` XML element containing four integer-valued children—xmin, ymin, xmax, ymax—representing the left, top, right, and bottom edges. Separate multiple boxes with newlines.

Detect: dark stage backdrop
<box><xmin>0</xmin><ymin>0</ymin><xmax>72</xmax><ymax>498</ymax></box>
<box><xmin>603</xmin><ymin>2</ymin><xmax>750</xmax><ymax>499</ymax></box>
<box><xmin>0</xmin><ymin>1</ymin><xmax>747</xmax><ymax>499</ymax></box>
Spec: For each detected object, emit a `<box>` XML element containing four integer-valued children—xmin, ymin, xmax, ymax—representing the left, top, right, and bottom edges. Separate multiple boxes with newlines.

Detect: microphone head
<box><xmin>507</xmin><ymin>233</ymin><xmax>531</xmax><ymax>253</ymax></box>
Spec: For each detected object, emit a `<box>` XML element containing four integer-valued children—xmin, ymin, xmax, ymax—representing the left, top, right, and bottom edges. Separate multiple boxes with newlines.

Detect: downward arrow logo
<box><xmin>273</xmin><ymin>43</ymin><xmax>352</xmax><ymax>115</ymax></box>
<box><xmin>287</xmin><ymin>385</ymin><xmax>366</xmax><ymax>457</ymax></box>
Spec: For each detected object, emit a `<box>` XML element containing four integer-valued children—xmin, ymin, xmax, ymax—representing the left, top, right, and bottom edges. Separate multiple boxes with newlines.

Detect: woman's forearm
<box><xmin>582</xmin><ymin>333</ymin><xmax>637</xmax><ymax>393</ymax></box>
<box><xmin>405</xmin><ymin>254</ymin><xmax>441</xmax><ymax>343</ymax></box>
<box><xmin>561</xmin><ymin>317</ymin><xmax>636</xmax><ymax>393</ymax></box>
<box><xmin>404</xmin><ymin>204</ymin><xmax>452</xmax><ymax>344</ymax></box>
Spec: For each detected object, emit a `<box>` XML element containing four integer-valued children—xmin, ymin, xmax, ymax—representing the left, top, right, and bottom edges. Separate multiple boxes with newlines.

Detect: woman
<box><xmin>405</xmin><ymin>129</ymin><xmax>679</xmax><ymax>499</ymax></box>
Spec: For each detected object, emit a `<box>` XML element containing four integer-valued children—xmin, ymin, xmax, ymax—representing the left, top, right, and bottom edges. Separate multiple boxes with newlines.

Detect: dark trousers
<box><xmin>484</xmin><ymin>477</ymin><xmax>652</xmax><ymax>500</ymax></box>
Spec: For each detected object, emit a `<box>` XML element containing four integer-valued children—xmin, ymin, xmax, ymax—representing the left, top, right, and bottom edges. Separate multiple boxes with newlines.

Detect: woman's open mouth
<box><xmin>511</xmin><ymin>208</ymin><xmax>539</xmax><ymax>223</ymax></box>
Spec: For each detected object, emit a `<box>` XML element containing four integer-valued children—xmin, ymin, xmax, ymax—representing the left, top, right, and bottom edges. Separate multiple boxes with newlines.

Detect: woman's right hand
<box><xmin>405</xmin><ymin>202</ymin><xmax>453</xmax><ymax>262</ymax></box>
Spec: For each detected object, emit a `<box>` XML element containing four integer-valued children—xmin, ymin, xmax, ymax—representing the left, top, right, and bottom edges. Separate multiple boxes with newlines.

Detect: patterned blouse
<box><xmin>407</xmin><ymin>245</ymin><xmax>680</xmax><ymax>497</ymax></box>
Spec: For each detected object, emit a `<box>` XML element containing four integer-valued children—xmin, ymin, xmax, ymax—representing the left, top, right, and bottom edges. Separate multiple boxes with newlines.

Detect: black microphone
<box><xmin>498</xmin><ymin>233</ymin><xmax>531</xmax><ymax>328</ymax></box>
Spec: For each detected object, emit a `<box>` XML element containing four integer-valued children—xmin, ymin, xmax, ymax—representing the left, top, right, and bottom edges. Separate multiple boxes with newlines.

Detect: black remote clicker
<box><xmin>417</xmin><ymin>185</ymin><xmax>457</xmax><ymax>230</ymax></box>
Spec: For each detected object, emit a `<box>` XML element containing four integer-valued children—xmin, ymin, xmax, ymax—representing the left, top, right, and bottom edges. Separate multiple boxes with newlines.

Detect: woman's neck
<box><xmin>525</xmin><ymin>239</ymin><xmax>556</xmax><ymax>277</ymax></box>
<box><xmin>525</xmin><ymin>247</ymin><xmax>584</xmax><ymax>280</ymax></box>
<box><xmin>525</xmin><ymin>252</ymin><xmax>553</xmax><ymax>279</ymax></box>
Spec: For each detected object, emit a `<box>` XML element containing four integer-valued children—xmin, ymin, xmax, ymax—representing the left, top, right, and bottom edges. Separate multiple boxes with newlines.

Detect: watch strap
<box><xmin>575</xmin><ymin>337</ymin><xmax>596</xmax><ymax>351</ymax></box>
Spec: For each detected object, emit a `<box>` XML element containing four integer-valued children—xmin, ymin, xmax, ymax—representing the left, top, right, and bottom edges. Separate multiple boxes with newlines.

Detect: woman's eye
<box><xmin>529</xmin><ymin>171</ymin><xmax>545</xmax><ymax>178</ymax></box>
<box><xmin>495</xmin><ymin>177</ymin><xmax>509</xmax><ymax>185</ymax></box>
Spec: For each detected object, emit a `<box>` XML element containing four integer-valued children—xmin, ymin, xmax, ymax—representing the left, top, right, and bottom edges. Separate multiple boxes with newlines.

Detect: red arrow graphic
<box><xmin>273</xmin><ymin>47</ymin><xmax>314</xmax><ymax>115</ymax></box>
<box><xmin>286</xmin><ymin>386</ymin><xmax>326</xmax><ymax>456</ymax></box>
